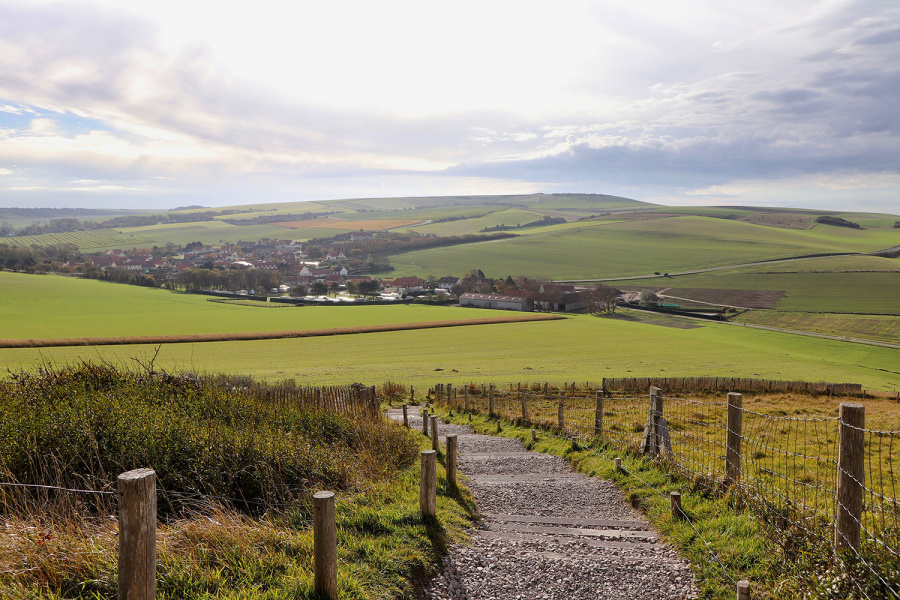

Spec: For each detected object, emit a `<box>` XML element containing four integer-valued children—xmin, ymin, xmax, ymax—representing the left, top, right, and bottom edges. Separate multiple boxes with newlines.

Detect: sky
<box><xmin>0</xmin><ymin>0</ymin><xmax>898</xmax><ymax>213</ymax></box>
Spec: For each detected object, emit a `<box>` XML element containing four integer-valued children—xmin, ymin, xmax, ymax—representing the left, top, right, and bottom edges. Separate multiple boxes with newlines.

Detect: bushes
<box><xmin>0</xmin><ymin>363</ymin><xmax>418</xmax><ymax>516</ymax></box>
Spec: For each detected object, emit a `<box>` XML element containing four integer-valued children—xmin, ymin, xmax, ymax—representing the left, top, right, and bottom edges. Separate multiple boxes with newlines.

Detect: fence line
<box><xmin>433</xmin><ymin>381</ymin><xmax>900</xmax><ymax>597</ymax></box>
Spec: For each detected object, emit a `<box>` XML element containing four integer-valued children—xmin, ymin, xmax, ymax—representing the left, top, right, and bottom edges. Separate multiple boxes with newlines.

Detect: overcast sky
<box><xmin>0</xmin><ymin>0</ymin><xmax>898</xmax><ymax>212</ymax></box>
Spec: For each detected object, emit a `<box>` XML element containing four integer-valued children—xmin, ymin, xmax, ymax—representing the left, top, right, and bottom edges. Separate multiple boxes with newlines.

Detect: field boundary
<box><xmin>0</xmin><ymin>313</ymin><xmax>564</xmax><ymax>348</ymax></box>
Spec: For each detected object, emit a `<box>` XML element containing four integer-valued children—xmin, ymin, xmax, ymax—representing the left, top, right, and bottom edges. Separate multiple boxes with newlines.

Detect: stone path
<box><xmin>387</xmin><ymin>406</ymin><xmax>698</xmax><ymax>599</ymax></box>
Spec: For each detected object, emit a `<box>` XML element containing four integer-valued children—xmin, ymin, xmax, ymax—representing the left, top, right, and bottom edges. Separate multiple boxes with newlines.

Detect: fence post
<box><xmin>447</xmin><ymin>383</ymin><xmax>453</xmax><ymax>408</ymax></box>
<box><xmin>641</xmin><ymin>387</ymin><xmax>664</xmax><ymax>455</ymax></box>
<box><xmin>521</xmin><ymin>391</ymin><xmax>530</xmax><ymax>423</ymax></box>
<box><xmin>558</xmin><ymin>393</ymin><xmax>565</xmax><ymax>430</ymax></box>
<box><xmin>118</xmin><ymin>468</ymin><xmax>156</xmax><ymax>600</ymax></box>
<box><xmin>725</xmin><ymin>392</ymin><xmax>743</xmax><ymax>487</ymax></box>
<box><xmin>447</xmin><ymin>434</ymin><xmax>458</xmax><ymax>488</ymax></box>
<box><xmin>835</xmin><ymin>402</ymin><xmax>865</xmax><ymax>552</ymax></box>
<box><xmin>488</xmin><ymin>384</ymin><xmax>495</xmax><ymax>417</ymax></box>
<box><xmin>670</xmin><ymin>492</ymin><xmax>682</xmax><ymax>520</ymax></box>
<box><xmin>410</xmin><ymin>386</ymin><xmax>415</xmax><ymax>405</ymax></box>
<box><xmin>420</xmin><ymin>450</ymin><xmax>437</xmax><ymax>519</ymax></box>
<box><xmin>594</xmin><ymin>390</ymin><xmax>604</xmax><ymax>439</ymax></box>
<box><xmin>422</xmin><ymin>406</ymin><xmax>429</xmax><ymax>435</ymax></box>
<box><xmin>402</xmin><ymin>404</ymin><xmax>408</xmax><ymax>427</ymax></box>
<box><xmin>736</xmin><ymin>580</ymin><xmax>750</xmax><ymax>600</ymax></box>
<box><xmin>430</xmin><ymin>415</ymin><xmax>439</xmax><ymax>452</ymax></box>
<box><xmin>464</xmin><ymin>386</ymin><xmax>470</xmax><ymax>412</ymax></box>
<box><xmin>313</xmin><ymin>491</ymin><xmax>338</xmax><ymax>600</ymax></box>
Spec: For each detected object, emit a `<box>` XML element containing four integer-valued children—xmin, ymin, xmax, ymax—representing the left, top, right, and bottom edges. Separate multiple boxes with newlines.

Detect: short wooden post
<box><xmin>531</xmin><ymin>428</ymin><xmax>537</xmax><ymax>441</ymax></box>
<box><xmin>557</xmin><ymin>393</ymin><xmax>564</xmax><ymax>430</ymax></box>
<box><xmin>835</xmin><ymin>402</ymin><xmax>865</xmax><ymax>552</ymax></box>
<box><xmin>736</xmin><ymin>580</ymin><xmax>750</xmax><ymax>600</ymax></box>
<box><xmin>402</xmin><ymin>404</ymin><xmax>408</xmax><ymax>427</ymax></box>
<box><xmin>313</xmin><ymin>491</ymin><xmax>338</xmax><ymax>600</ymax></box>
<box><xmin>430</xmin><ymin>415</ymin><xmax>439</xmax><ymax>452</ymax></box>
<box><xmin>614</xmin><ymin>457</ymin><xmax>622</xmax><ymax>472</ymax></box>
<box><xmin>446</xmin><ymin>434</ymin><xmax>458</xmax><ymax>488</ymax></box>
<box><xmin>410</xmin><ymin>386</ymin><xmax>415</xmax><ymax>404</ymax></box>
<box><xmin>725</xmin><ymin>392</ymin><xmax>743</xmax><ymax>487</ymax></box>
<box><xmin>422</xmin><ymin>407</ymin><xmax>429</xmax><ymax>435</ymax></box>
<box><xmin>594</xmin><ymin>390</ymin><xmax>604</xmax><ymax>438</ymax></box>
<box><xmin>521</xmin><ymin>392</ymin><xmax>530</xmax><ymax>423</ymax></box>
<box><xmin>670</xmin><ymin>492</ymin><xmax>682</xmax><ymax>519</ymax></box>
<box><xmin>420</xmin><ymin>450</ymin><xmax>437</xmax><ymax>519</ymax></box>
<box><xmin>488</xmin><ymin>384</ymin><xmax>495</xmax><ymax>417</ymax></box>
<box><xmin>117</xmin><ymin>468</ymin><xmax>156</xmax><ymax>600</ymax></box>
<box><xmin>641</xmin><ymin>387</ymin><xmax>671</xmax><ymax>455</ymax></box>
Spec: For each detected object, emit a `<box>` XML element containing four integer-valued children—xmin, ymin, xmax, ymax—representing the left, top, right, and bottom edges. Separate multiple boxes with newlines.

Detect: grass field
<box><xmin>0</xmin><ymin>272</ymin><xmax>506</xmax><ymax>339</ymax></box>
<box><xmin>2</xmin><ymin>309</ymin><xmax>897</xmax><ymax>390</ymax></box>
<box><xmin>389</xmin><ymin>216</ymin><xmax>900</xmax><ymax>280</ymax></box>
<box><xmin>732</xmin><ymin>311</ymin><xmax>900</xmax><ymax>345</ymax></box>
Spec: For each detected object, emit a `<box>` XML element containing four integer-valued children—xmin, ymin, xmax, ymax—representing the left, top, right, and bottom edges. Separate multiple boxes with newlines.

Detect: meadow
<box><xmin>2</xmin><ymin>309</ymin><xmax>897</xmax><ymax>391</ymax></box>
<box><xmin>0</xmin><ymin>272</ymin><xmax>506</xmax><ymax>340</ymax></box>
<box><xmin>388</xmin><ymin>216</ymin><xmax>900</xmax><ymax>280</ymax></box>
<box><xmin>732</xmin><ymin>311</ymin><xmax>900</xmax><ymax>345</ymax></box>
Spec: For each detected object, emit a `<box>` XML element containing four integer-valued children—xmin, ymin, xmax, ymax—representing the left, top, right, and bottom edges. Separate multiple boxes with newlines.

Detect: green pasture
<box><xmin>733</xmin><ymin>311</ymin><xmax>899</xmax><ymax>345</ymax></box>
<box><xmin>408</xmin><ymin>208</ymin><xmax>553</xmax><ymax>236</ymax></box>
<box><xmin>2</xmin><ymin>309</ymin><xmax>897</xmax><ymax>390</ymax></box>
<box><xmin>389</xmin><ymin>216</ymin><xmax>900</xmax><ymax>279</ymax></box>
<box><xmin>0</xmin><ymin>272</ymin><xmax>502</xmax><ymax>339</ymax></box>
<box><xmin>0</xmin><ymin>229</ymin><xmax>155</xmax><ymax>250</ymax></box>
<box><xmin>630</xmin><ymin>269</ymin><xmax>900</xmax><ymax>313</ymax></box>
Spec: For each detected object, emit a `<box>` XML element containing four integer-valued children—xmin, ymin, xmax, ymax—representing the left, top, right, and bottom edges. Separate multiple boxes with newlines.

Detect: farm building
<box><xmin>459</xmin><ymin>293</ymin><xmax>534</xmax><ymax>312</ymax></box>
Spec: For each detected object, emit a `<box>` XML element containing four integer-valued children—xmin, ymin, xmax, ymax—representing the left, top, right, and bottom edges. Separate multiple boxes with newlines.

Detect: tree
<box><xmin>312</xmin><ymin>281</ymin><xmax>328</xmax><ymax>296</ymax></box>
<box><xmin>640</xmin><ymin>290</ymin><xmax>660</xmax><ymax>307</ymax></box>
<box><xmin>291</xmin><ymin>284</ymin><xmax>308</xmax><ymax>297</ymax></box>
<box><xmin>345</xmin><ymin>280</ymin><xmax>358</xmax><ymax>297</ymax></box>
<box><xmin>588</xmin><ymin>283</ymin><xmax>619</xmax><ymax>313</ymax></box>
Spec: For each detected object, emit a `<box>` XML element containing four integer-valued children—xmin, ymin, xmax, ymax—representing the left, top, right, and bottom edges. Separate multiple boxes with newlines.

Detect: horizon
<box><xmin>1</xmin><ymin>1</ymin><xmax>898</xmax><ymax>213</ymax></box>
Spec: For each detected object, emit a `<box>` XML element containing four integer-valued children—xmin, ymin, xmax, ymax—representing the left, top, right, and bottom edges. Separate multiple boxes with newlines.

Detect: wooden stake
<box><xmin>313</xmin><ymin>491</ymin><xmax>338</xmax><ymax>600</ymax></box>
<box><xmin>670</xmin><ymin>492</ymin><xmax>683</xmax><ymax>519</ymax></box>
<box><xmin>835</xmin><ymin>402</ymin><xmax>865</xmax><ymax>552</ymax></box>
<box><xmin>725</xmin><ymin>392</ymin><xmax>743</xmax><ymax>487</ymax></box>
<box><xmin>594</xmin><ymin>390</ymin><xmax>604</xmax><ymax>438</ymax></box>
<box><xmin>736</xmin><ymin>580</ymin><xmax>750</xmax><ymax>600</ymax></box>
<box><xmin>447</xmin><ymin>434</ymin><xmax>458</xmax><ymax>488</ymax></box>
<box><xmin>118</xmin><ymin>468</ymin><xmax>156</xmax><ymax>600</ymax></box>
<box><xmin>420</xmin><ymin>450</ymin><xmax>437</xmax><ymax>519</ymax></box>
<box><xmin>402</xmin><ymin>404</ymin><xmax>408</xmax><ymax>427</ymax></box>
<box><xmin>430</xmin><ymin>415</ymin><xmax>439</xmax><ymax>452</ymax></box>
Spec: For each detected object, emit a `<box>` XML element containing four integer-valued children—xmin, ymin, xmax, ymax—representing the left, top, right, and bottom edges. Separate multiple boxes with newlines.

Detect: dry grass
<box><xmin>0</xmin><ymin>313</ymin><xmax>564</xmax><ymax>348</ymax></box>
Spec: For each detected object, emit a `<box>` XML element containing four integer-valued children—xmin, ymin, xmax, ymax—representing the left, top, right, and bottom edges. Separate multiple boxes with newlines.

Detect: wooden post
<box><xmin>402</xmin><ymin>404</ymin><xmax>408</xmax><ymax>427</ymax></box>
<box><xmin>594</xmin><ymin>390</ymin><xmax>604</xmax><ymax>438</ymax></box>
<box><xmin>670</xmin><ymin>492</ymin><xmax>682</xmax><ymax>519</ymax></box>
<box><xmin>430</xmin><ymin>415</ymin><xmax>439</xmax><ymax>452</ymax></box>
<box><xmin>531</xmin><ymin>428</ymin><xmax>537</xmax><ymax>441</ymax></box>
<box><xmin>835</xmin><ymin>402</ymin><xmax>865</xmax><ymax>552</ymax></box>
<box><xmin>447</xmin><ymin>383</ymin><xmax>453</xmax><ymax>409</ymax></box>
<box><xmin>420</xmin><ymin>450</ymin><xmax>437</xmax><ymax>519</ymax></box>
<box><xmin>422</xmin><ymin>407</ymin><xmax>429</xmax><ymax>435</ymax></box>
<box><xmin>488</xmin><ymin>384</ymin><xmax>495</xmax><ymax>417</ymax></box>
<box><xmin>118</xmin><ymin>468</ymin><xmax>156</xmax><ymax>600</ymax></box>
<box><xmin>736</xmin><ymin>580</ymin><xmax>750</xmax><ymax>600</ymax></box>
<box><xmin>521</xmin><ymin>392</ymin><xmax>530</xmax><ymax>423</ymax></box>
<box><xmin>410</xmin><ymin>386</ymin><xmax>415</xmax><ymax>404</ymax></box>
<box><xmin>313</xmin><ymin>491</ymin><xmax>338</xmax><ymax>600</ymax></box>
<box><xmin>614</xmin><ymin>457</ymin><xmax>622</xmax><ymax>472</ymax></box>
<box><xmin>557</xmin><ymin>393</ymin><xmax>564</xmax><ymax>430</ymax></box>
<box><xmin>464</xmin><ymin>386</ymin><xmax>470</xmax><ymax>412</ymax></box>
<box><xmin>725</xmin><ymin>392</ymin><xmax>743</xmax><ymax>487</ymax></box>
<box><xmin>642</xmin><ymin>387</ymin><xmax>664</xmax><ymax>455</ymax></box>
<box><xmin>447</xmin><ymin>434</ymin><xmax>458</xmax><ymax>489</ymax></box>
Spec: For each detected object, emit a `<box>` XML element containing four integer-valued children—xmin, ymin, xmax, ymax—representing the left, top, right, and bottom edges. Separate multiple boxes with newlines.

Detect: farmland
<box><xmin>732</xmin><ymin>311</ymin><xmax>899</xmax><ymax>345</ymax></box>
<box><xmin>1</xmin><ymin>306</ymin><xmax>897</xmax><ymax>391</ymax></box>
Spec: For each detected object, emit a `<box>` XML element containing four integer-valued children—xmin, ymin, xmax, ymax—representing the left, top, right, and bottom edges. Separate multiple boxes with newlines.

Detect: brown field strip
<box><xmin>0</xmin><ymin>314</ymin><xmax>565</xmax><ymax>348</ymax></box>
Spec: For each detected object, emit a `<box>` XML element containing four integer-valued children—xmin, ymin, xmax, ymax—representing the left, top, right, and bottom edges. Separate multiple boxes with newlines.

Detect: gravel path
<box><xmin>387</xmin><ymin>406</ymin><xmax>698</xmax><ymax>600</ymax></box>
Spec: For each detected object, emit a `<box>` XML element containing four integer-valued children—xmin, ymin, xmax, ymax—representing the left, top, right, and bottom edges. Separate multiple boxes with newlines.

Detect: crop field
<box><xmin>629</xmin><ymin>269</ymin><xmax>900</xmax><ymax>313</ymax></box>
<box><xmin>408</xmin><ymin>208</ymin><xmax>555</xmax><ymax>236</ymax></box>
<box><xmin>389</xmin><ymin>216</ymin><xmax>900</xmax><ymax>280</ymax></box>
<box><xmin>0</xmin><ymin>229</ymin><xmax>154</xmax><ymax>250</ymax></box>
<box><xmin>276</xmin><ymin>217</ymin><xmax>424</xmax><ymax>230</ymax></box>
<box><xmin>2</xmin><ymin>309</ymin><xmax>898</xmax><ymax>390</ymax></box>
<box><xmin>0</xmin><ymin>272</ymin><xmax>508</xmax><ymax>340</ymax></box>
<box><xmin>732</xmin><ymin>311</ymin><xmax>900</xmax><ymax>345</ymax></box>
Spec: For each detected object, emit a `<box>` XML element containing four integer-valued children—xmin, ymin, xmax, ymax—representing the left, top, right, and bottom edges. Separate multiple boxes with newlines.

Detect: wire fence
<box><xmin>433</xmin><ymin>382</ymin><xmax>900</xmax><ymax>598</ymax></box>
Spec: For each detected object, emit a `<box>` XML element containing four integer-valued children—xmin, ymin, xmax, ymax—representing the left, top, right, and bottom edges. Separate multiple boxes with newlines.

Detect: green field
<box><xmin>733</xmin><ymin>311</ymin><xmax>899</xmax><ymax>345</ymax></box>
<box><xmin>2</xmin><ymin>308</ymin><xmax>897</xmax><ymax>390</ymax></box>
<box><xmin>389</xmin><ymin>216</ymin><xmax>900</xmax><ymax>279</ymax></box>
<box><xmin>0</xmin><ymin>272</ymin><xmax>505</xmax><ymax>340</ymax></box>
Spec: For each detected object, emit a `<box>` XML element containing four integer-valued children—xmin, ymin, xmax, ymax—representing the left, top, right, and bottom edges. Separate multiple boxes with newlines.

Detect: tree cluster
<box><xmin>174</xmin><ymin>268</ymin><xmax>283</xmax><ymax>293</ymax></box>
<box><xmin>0</xmin><ymin>243</ymin><xmax>80</xmax><ymax>273</ymax></box>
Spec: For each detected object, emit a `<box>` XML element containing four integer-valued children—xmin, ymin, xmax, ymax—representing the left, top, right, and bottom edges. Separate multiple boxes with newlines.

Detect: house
<box><xmin>436</xmin><ymin>276</ymin><xmax>462</xmax><ymax>290</ymax></box>
<box><xmin>385</xmin><ymin>276</ymin><xmax>425</xmax><ymax>294</ymax></box>
<box><xmin>351</xmin><ymin>230</ymin><xmax>375</xmax><ymax>241</ymax></box>
<box><xmin>459</xmin><ymin>293</ymin><xmax>534</xmax><ymax>312</ymax></box>
<box><xmin>324</xmin><ymin>250</ymin><xmax>347</xmax><ymax>262</ymax></box>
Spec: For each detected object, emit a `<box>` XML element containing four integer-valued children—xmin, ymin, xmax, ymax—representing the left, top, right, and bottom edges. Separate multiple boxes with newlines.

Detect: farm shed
<box><xmin>459</xmin><ymin>293</ymin><xmax>534</xmax><ymax>312</ymax></box>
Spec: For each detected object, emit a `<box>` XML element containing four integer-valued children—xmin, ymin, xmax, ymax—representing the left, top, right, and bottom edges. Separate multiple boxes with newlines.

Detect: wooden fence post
<box><xmin>670</xmin><ymin>492</ymin><xmax>682</xmax><ymax>519</ymax></box>
<box><xmin>835</xmin><ymin>402</ymin><xmax>865</xmax><ymax>552</ymax></box>
<box><xmin>521</xmin><ymin>391</ymin><xmax>530</xmax><ymax>423</ymax></box>
<box><xmin>594</xmin><ymin>390</ymin><xmax>604</xmax><ymax>438</ymax></box>
<box><xmin>422</xmin><ymin>406</ymin><xmax>429</xmax><ymax>435</ymax></box>
<box><xmin>420</xmin><ymin>450</ymin><xmax>437</xmax><ymax>519</ymax></box>
<box><xmin>410</xmin><ymin>386</ymin><xmax>415</xmax><ymax>404</ymax></box>
<box><xmin>641</xmin><ymin>387</ymin><xmax>671</xmax><ymax>455</ymax></box>
<box><xmin>447</xmin><ymin>434</ymin><xmax>458</xmax><ymax>488</ymax></box>
<box><xmin>736</xmin><ymin>580</ymin><xmax>750</xmax><ymax>600</ymax></box>
<box><xmin>118</xmin><ymin>468</ymin><xmax>156</xmax><ymax>600</ymax></box>
<box><xmin>402</xmin><ymin>404</ymin><xmax>408</xmax><ymax>427</ymax></box>
<box><xmin>313</xmin><ymin>491</ymin><xmax>338</xmax><ymax>600</ymax></box>
<box><xmin>725</xmin><ymin>392</ymin><xmax>743</xmax><ymax>487</ymax></box>
<box><xmin>430</xmin><ymin>415</ymin><xmax>439</xmax><ymax>452</ymax></box>
<box><xmin>488</xmin><ymin>384</ymin><xmax>495</xmax><ymax>417</ymax></box>
<box><xmin>557</xmin><ymin>393</ymin><xmax>565</xmax><ymax>430</ymax></box>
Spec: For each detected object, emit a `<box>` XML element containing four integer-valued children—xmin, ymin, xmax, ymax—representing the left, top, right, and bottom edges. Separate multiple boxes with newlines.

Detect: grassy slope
<box><xmin>0</xmin><ymin>273</ymin><xmax>504</xmax><ymax>339</ymax></box>
<box><xmin>733</xmin><ymin>311</ymin><xmax>900</xmax><ymax>344</ymax></box>
<box><xmin>388</xmin><ymin>216</ymin><xmax>900</xmax><ymax>279</ymax></box>
<box><xmin>2</xmin><ymin>310</ymin><xmax>897</xmax><ymax>390</ymax></box>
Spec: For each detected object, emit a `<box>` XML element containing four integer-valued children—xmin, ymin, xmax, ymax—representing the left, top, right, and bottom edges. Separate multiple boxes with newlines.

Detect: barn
<box><xmin>458</xmin><ymin>293</ymin><xmax>534</xmax><ymax>312</ymax></box>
